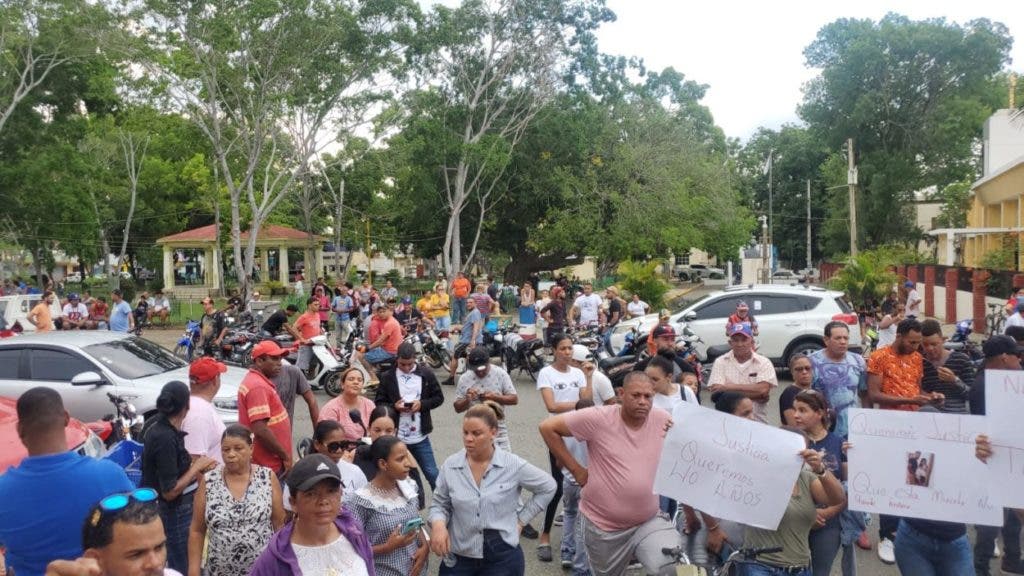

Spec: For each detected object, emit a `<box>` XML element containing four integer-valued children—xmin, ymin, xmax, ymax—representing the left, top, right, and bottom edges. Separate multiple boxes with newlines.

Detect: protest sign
<box><xmin>847</xmin><ymin>408</ymin><xmax>1000</xmax><ymax>526</ymax></box>
<box><xmin>653</xmin><ymin>401</ymin><xmax>806</xmax><ymax>529</ymax></box>
<box><xmin>985</xmin><ymin>369</ymin><xmax>1024</xmax><ymax>508</ymax></box>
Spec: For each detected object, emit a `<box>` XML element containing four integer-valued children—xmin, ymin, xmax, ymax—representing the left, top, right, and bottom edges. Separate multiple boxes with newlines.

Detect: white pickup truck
<box><xmin>0</xmin><ymin>294</ymin><xmax>64</xmax><ymax>331</ymax></box>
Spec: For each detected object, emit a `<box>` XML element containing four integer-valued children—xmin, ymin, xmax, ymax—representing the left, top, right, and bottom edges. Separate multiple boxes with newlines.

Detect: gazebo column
<box><xmin>260</xmin><ymin>249</ymin><xmax>270</xmax><ymax>284</ymax></box>
<box><xmin>162</xmin><ymin>246</ymin><xmax>174</xmax><ymax>290</ymax></box>
<box><xmin>279</xmin><ymin>246</ymin><xmax>289</xmax><ymax>284</ymax></box>
<box><xmin>210</xmin><ymin>247</ymin><xmax>222</xmax><ymax>293</ymax></box>
<box><xmin>315</xmin><ymin>245</ymin><xmax>323</xmax><ymax>280</ymax></box>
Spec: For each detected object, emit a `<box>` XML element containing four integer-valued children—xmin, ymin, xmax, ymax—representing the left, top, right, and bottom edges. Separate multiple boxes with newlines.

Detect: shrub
<box><xmin>617</xmin><ymin>260</ymin><xmax>668</xmax><ymax>309</ymax></box>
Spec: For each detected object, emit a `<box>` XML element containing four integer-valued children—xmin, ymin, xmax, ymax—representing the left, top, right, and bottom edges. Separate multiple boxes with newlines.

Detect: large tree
<box><xmin>799</xmin><ymin>14</ymin><xmax>1012</xmax><ymax>253</ymax></box>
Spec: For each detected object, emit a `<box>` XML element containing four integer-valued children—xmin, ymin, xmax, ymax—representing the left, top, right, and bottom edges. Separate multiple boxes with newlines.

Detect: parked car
<box><xmin>0</xmin><ymin>332</ymin><xmax>242</xmax><ymax>424</ymax></box>
<box><xmin>675</xmin><ymin>264</ymin><xmax>726</xmax><ymax>282</ymax></box>
<box><xmin>0</xmin><ymin>295</ymin><xmax>63</xmax><ymax>332</ymax></box>
<box><xmin>65</xmin><ymin>272</ymin><xmax>83</xmax><ymax>283</ymax></box>
<box><xmin>0</xmin><ymin>396</ymin><xmax>105</xmax><ymax>474</ymax></box>
<box><xmin>608</xmin><ymin>284</ymin><xmax>862</xmax><ymax>368</ymax></box>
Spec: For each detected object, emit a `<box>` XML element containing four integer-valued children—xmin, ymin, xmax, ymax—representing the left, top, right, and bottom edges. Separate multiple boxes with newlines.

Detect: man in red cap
<box><xmin>239</xmin><ymin>340</ymin><xmax>293</xmax><ymax>475</ymax></box>
<box><xmin>183</xmin><ymin>356</ymin><xmax>228</xmax><ymax>463</ymax></box>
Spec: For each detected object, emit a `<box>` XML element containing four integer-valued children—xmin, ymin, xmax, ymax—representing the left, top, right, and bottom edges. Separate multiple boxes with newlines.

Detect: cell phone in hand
<box><xmin>401</xmin><ymin>517</ymin><xmax>425</xmax><ymax>535</ymax></box>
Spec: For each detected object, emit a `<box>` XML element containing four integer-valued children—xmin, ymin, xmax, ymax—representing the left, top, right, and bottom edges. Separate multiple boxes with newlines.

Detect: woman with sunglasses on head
<box><xmin>187</xmin><ymin>425</ymin><xmax>285</xmax><ymax>576</ymax></box>
<box><xmin>250</xmin><ymin>454</ymin><xmax>375</xmax><ymax>576</ymax></box>
<box><xmin>345</xmin><ymin>436</ymin><xmax>429</xmax><ymax>576</ymax></box>
<box><xmin>354</xmin><ymin>406</ymin><xmax>426</xmax><ymax>509</ymax></box>
<box><xmin>141</xmin><ymin>381</ymin><xmax>217</xmax><ymax>574</ymax></box>
<box><xmin>780</xmin><ymin>354</ymin><xmax>815</xmax><ymax>426</ymax></box>
<box><xmin>302</xmin><ymin>420</ymin><xmax>369</xmax><ymax>499</ymax></box>
<box><xmin>429</xmin><ymin>404</ymin><xmax>556</xmax><ymax>575</ymax></box>
<box><xmin>320</xmin><ymin>366</ymin><xmax>377</xmax><ymax>441</ymax></box>
<box><xmin>791</xmin><ymin>390</ymin><xmax>852</xmax><ymax>576</ymax></box>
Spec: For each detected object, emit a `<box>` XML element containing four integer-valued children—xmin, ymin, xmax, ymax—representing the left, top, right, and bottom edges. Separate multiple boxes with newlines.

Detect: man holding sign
<box><xmin>539</xmin><ymin>372</ymin><xmax>681</xmax><ymax>576</ymax></box>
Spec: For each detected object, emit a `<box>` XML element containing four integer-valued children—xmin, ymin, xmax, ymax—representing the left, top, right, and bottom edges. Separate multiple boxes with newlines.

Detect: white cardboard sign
<box><xmin>985</xmin><ymin>369</ymin><xmax>1024</xmax><ymax>508</ymax></box>
<box><xmin>653</xmin><ymin>401</ymin><xmax>806</xmax><ymax>529</ymax></box>
<box><xmin>847</xmin><ymin>408</ymin><xmax>1001</xmax><ymax>526</ymax></box>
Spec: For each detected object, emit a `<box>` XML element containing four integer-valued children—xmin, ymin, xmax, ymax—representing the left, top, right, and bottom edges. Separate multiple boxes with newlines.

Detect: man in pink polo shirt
<box><xmin>182</xmin><ymin>356</ymin><xmax>227</xmax><ymax>463</ymax></box>
<box><xmin>540</xmin><ymin>371</ymin><xmax>682</xmax><ymax>575</ymax></box>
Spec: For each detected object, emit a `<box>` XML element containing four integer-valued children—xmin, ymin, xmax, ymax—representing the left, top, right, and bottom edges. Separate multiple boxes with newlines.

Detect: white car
<box><xmin>0</xmin><ymin>295</ymin><xmax>63</xmax><ymax>332</ymax></box>
<box><xmin>0</xmin><ymin>331</ymin><xmax>243</xmax><ymax>423</ymax></box>
<box><xmin>609</xmin><ymin>284</ymin><xmax>862</xmax><ymax>367</ymax></box>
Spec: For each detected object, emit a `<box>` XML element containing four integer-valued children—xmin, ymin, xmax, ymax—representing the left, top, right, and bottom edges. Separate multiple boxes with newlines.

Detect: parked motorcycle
<box><xmin>87</xmin><ymin>392</ymin><xmax>145</xmax><ymax>448</ymax></box>
<box><xmin>304</xmin><ymin>335</ymin><xmax>371</xmax><ymax>398</ymax></box>
<box><xmin>500</xmin><ymin>331</ymin><xmax>546</xmax><ymax>380</ymax></box>
<box><xmin>945</xmin><ymin>318</ymin><xmax>983</xmax><ymax>366</ymax></box>
<box><xmin>172</xmin><ymin>319</ymin><xmax>201</xmax><ymax>361</ymax></box>
<box><xmin>419</xmin><ymin>326</ymin><xmax>452</xmax><ymax>371</ymax></box>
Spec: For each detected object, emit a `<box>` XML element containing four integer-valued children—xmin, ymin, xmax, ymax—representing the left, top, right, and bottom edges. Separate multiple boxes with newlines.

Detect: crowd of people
<box><xmin>4</xmin><ymin>272</ymin><xmax>1024</xmax><ymax>576</ymax></box>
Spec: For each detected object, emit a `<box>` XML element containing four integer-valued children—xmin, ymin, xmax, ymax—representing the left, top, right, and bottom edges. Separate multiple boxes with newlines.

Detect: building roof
<box><xmin>157</xmin><ymin>224</ymin><xmax>323</xmax><ymax>244</ymax></box>
<box><xmin>972</xmin><ymin>152</ymin><xmax>1024</xmax><ymax>193</ymax></box>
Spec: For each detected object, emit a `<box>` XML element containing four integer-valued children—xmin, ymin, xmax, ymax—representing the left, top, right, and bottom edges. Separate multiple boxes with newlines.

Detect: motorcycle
<box><xmin>173</xmin><ymin>319</ymin><xmax>201</xmax><ymax>361</ymax></box>
<box><xmin>945</xmin><ymin>318</ymin><xmax>983</xmax><ymax>365</ymax></box>
<box><xmin>87</xmin><ymin>392</ymin><xmax>144</xmax><ymax>448</ymax></box>
<box><xmin>302</xmin><ymin>334</ymin><xmax>371</xmax><ymax>398</ymax></box>
<box><xmin>419</xmin><ymin>325</ymin><xmax>453</xmax><ymax>371</ymax></box>
<box><xmin>217</xmin><ymin>328</ymin><xmax>259</xmax><ymax>366</ymax></box>
<box><xmin>500</xmin><ymin>330</ymin><xmax>546</xmax><ymax>380</ymax></box>
<box><xmin>597</xmin><ymin>327</ymin><xmax>648</xmax><ymax>387</ymax></box>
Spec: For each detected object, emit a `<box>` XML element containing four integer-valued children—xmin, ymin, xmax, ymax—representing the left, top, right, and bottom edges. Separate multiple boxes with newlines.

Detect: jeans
<box><xmin>878</xmin><ymin>513</ymin><xmax>899</xmax><ymax>541</ymax></box>
<box><xmin>159</xmin><ymin>491</ymin><xmax>193</xmax><ymax>574</ymax></box>
<box><xmin>809</xmin><ymin>521</ymin><xmax>852</xmax><ymax>576</ymax></box>
<box><xmin>1007</xmin><ymin>508</ymin><xmax>1024</xmax><ymax>562</ymax></box>
<box><xmin>659</xmin><ymin>495</ymin><xmax>677</xmax><ymax>519</ymax></box>
<box><xmin>440</xmin><ymin>529</ymin><xmax>525</xmax><ymax>576</ymax></box>
<box><xmin>895</xmin><ymin>520</ymin><xmax>973</xmax><ymax>576</ymax></box>
<box><xmin>365</xmin><ymin>347</ymin><xmax>396</xmax><ymax>364</ymax></box>
<box><xmin>453</xmin><ymin>298</ymin><xmax>467</xmax><ymax>324</ymax></box>
<box><xmin>405</xmin><ymin>436</ymin><xmax>439</xmax><ymax>490</ymax></box>
<box><xmin>434</xmin><ymin>316</ymin><xmax>451</xmax><ymax>331</ymax></box>
<box><xmin>975</xmin><ymin>524</ymin><xmax>1000</xmax><ymax>576</ymax></box>
<box><xmin>739</xmin><ymin>563</ymin><xmax>810</xmax><ymax>576</ymax></box>
<box><xmin>544</xmin><ymin>451</ymin><xmax>564</xmax><ymax>535</ymax></box>
<box><xmin>335</xmin><ymin>318</ymin><xmax>352</xmax><ymax>347</ymax></box>
<box><xmin>561</xmin><ymin>478</ymin><xmax>591</xmax><ymax>575</ymax></box>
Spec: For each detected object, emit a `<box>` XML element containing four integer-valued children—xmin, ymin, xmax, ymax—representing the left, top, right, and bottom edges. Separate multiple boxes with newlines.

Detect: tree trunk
<box><xmin>502</xmin><ymin>251</ymin><xmax>581</xmax><ymax>284</ymax></box>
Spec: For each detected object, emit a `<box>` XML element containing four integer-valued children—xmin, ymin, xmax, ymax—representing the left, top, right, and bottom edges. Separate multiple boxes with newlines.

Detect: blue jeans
<box><xmin>365</xmin><ymin>347</ymin><xmax>396</xmax><ymax>364</ymax></box>
<box><xmin>452</xmin><ymin>298</ymin><xmax>467</xmax><ymax>324</ymax></box>
<box><xmin>740</xmin><ymin>563</ymin><xmax>810</xmax><ymax>576</ymax></box>
<box><xmin>561</xmin><ymin>478</ymin><xmax>591</xmax><ymax>575</ymax></box>
<box><xmin>440</xmin><ymin>529</ymin><xmax>525</xmax><ymax>576</ymax></box>
<box><xmin>434</xmin><ymin>316</ymin><xmax>452</xmax><ymax>331</ymax></box>
<box><xmin>405</xmin><ymin>436</ymin><xmax>439</xmax><ymax>489</ymax></box>
<box><xmin>894</xmin><ymin>520</ymin><xmax>973</xmax><ymax>576</ymax></box>
<box><xmin>159</xmin><ymin>491</ymin><xmax>193</xmax><ymax>574</ymax></box>
<box><xmin>809</xmin><ymin>521</ymin><xmax>854</xmax><ymax>576</ymax></box>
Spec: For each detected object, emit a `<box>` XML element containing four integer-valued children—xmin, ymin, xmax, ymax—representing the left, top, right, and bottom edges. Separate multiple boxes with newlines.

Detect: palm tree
<box><xmin>828</xmin><ymin>253</ymin><xmax>897</xmax><ymax>309</ymax></box>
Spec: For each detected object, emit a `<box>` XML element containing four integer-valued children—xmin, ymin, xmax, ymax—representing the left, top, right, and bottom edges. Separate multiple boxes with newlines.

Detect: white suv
<box><xmin>611</xmin><ymin>284</ymin><xmax>862</xmax><ymax>367</ymax></box>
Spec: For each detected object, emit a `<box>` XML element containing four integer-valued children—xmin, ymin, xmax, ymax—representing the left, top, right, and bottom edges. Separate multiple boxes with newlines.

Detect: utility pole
<box><xmin>760</xmin><ymin>214</ymin><xmax>769</xmax><ymax>283</ymax></box>
<box><xmin>806</xmin><ymin>179</ymin><xmax>812</xmax><ymax>272</ymax></box>
<box><xmin>847</xmin><ymin>138</ymin><xmax>858</xmax><ymax>257</ymax></box>
<box><xmin>364</xmin><ymin>217</ymin><xmax>373</xmax><ymax>285</ymax></box>
<box><xmin>767</xmin><ymin>149</ymin><xmax>774</xmax><ymax>269</ymax></box>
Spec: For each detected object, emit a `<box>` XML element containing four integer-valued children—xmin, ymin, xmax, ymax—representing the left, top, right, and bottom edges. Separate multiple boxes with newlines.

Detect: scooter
<box><xmin>301</xmin><ymin>334</ymin><xmax>371</xmax><ymax>398</ymax></box>
<box><xmin>173</xmin><ymin>319</ymin><xmax>201</xmax><ymax>361</ymax></box>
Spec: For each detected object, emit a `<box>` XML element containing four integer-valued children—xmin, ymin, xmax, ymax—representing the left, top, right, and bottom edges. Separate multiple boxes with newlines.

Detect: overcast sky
<box><xmin>593</xmin><ymin>0</ymin><xmax>1024</xmax><ymax>141</ymax></box>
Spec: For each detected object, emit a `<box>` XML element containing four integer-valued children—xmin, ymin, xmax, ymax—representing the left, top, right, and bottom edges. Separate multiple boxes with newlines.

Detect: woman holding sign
<box><xmin>740</xmin><ymin>427</ymin><xmax>845</xmax><ymax>576</ymax></box>
<box><xmin>792</xmin><ymin>390</ymin><xmax>851</xmax><ymax>576</ymax></box>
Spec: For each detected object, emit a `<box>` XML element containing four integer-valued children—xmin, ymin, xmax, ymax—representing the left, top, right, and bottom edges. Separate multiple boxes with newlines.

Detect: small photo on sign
<box><xmin>906</xmin><ymin>451</ymin><xmax>935</xmax><ymax>488</ymax></box>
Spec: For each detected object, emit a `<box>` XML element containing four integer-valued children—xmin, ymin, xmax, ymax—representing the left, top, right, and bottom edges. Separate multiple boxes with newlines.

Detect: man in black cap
<box><xmin>453</xmin><ymin>347</ymin><xmax>518</xmax><ymax>450</ymax></box>
<box><xmin>971</xmin><ymin>334</ymin><xmax>1024</xmax><ymax>575</ymax></box>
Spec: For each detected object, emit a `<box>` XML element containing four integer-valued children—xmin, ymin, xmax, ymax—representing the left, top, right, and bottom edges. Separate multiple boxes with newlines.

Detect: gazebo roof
<box><xmin>157</xmin><ymin>224</ymin><xmax>323</xmax><ymax>245</ymax></box>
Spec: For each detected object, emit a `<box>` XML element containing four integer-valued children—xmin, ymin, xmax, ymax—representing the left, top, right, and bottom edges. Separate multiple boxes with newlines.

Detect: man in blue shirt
<box><xmin>0</xmin><ymin>387</ymin><xmax>133</xmax><ymax>576</ymax></box>
<box><xmin>331</xmin><ymin>284</ymin><xmax>355</xmax><ymax>348</ymax></box>
<box><xmin>810</xmin><ymin>321</ymin><xmax>866</xmax><ymax>439</ymax></box>
<box><xmin>108</xmin><ymin>289</ymin><xmax>134</xmax><ymax>333</ymax></box>
<box><xmin>444</xmin><ymin>298</ymin><xmax>484</xmax><ymax>385</ymax></box>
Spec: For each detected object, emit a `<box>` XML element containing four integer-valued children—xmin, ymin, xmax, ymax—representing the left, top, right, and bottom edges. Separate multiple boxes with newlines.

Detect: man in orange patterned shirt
<box><xmin>865</xmin><ymin>317</ymin><xmax>944</xmax><ymax>564</ymax></box>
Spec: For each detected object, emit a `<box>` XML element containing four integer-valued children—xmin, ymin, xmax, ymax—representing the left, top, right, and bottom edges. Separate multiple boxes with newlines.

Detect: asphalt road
<box><xmin>141</xmin><ymin>326</ymin><xmax>956</xmax><ymax>576</ymax></box>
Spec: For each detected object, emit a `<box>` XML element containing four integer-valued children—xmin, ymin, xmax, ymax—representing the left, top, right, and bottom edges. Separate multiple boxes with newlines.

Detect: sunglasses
<box><xmin>91</xmin><ymin>488</ymin><xmax>158</xmax><ymax>526</ymax></box>
<box><xmin>327</xmin><ymin>441</ymin><xmax>359</xmax><ymax>453</ymax></box>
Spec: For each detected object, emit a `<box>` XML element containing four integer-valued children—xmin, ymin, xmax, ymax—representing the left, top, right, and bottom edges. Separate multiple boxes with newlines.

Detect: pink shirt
<box><xmin>319</xmin><ymin>395</ymin><xmax>376</xmax><ymax>441</ymax></box>
<box><xmin>564</xmin><ymin>405</ymin><xmax>671</xmax><ymax>531</ymax></box>
<box><xmin>182</xmin><ymin>396</ymin><xmax>225</xmax><ymax>464</ymax></box>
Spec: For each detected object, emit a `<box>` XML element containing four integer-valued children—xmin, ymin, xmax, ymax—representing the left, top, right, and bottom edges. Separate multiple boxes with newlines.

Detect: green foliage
<box><xmin>616</xmin><ymin>260</ymin><xmax>668</xmax><ymax>309</ymax></box>
<box><xmin>979</xmin><ymin>235</ymin><xmax>1018</xmax><ymax>270</ymax></box>
<box><xmin>828</xmin><ymin>251</ymin><xmax>898</xmax><ymax>308</ymax></box>
<box><xmin>934</xmin><ymin>179</ymin><xmax>973</xmax><ymax>229</ymax></box>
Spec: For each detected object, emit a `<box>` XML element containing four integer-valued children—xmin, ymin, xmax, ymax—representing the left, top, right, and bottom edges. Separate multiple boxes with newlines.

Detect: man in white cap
<box><xmin>569</xmin><ymin>345</ymin><xmax>615</xmax><ymax>405</ymax></box>
<box><xmin>707</xmin><ymin>323</ymin><xmax>777</xmax><ymax>423</ymax></box>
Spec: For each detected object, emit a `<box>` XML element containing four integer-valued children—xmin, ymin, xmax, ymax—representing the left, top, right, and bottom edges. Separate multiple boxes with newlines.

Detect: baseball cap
<box><xmin>571</xmin><ymin>344</ymin><xmax>591</xmax><ymax>362</ymax></box>
<box><xmin>983</xmin><ymin>335</ymin><xmax>1023</xmax><ymax>358</ymax></box>
<box><xmin>189</xmin><ymin>356</ymin><xmax>227</xmax><ymax>382</ymax></box>
<box><xmin>68</xmin><ymin>293</ymin><xmax>80</xmax><ymax>301</ymax></box>
<box><xmin>658</xmin><ymin>308</ymin><xmax>671</xmax><ymax>319</ymax></box>
<box><xmin>467</xmin><ymin>347</ymin><xmax>490</xmax><ymax>372</ymax></box>
<box><xmin>287</xmin><ymin>454</ymin><xmax>342</xmax><ymax>494</ymax></box>
<box><xmin>251</xmin><ymin>340</ymin><xmax>289</xmax><ymax>360</ymax></box>
<box><xmin>652</xmin><ymin>325</ymin><xmax>676</xmax><ymax>339</ymax></box>
<box><xmin>728</xmin><ymin>323</ymin><xmax>754</xmax><ymax>339</ymax></box>
<box><xmin>904</xmin><ymin>281</ymin><xmax>914</xmax><ymax>288</ymax></box>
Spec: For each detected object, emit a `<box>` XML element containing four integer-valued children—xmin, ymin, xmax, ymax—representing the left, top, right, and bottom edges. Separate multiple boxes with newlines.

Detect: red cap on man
<box><xmin>189</xmin><ymin>357</ymin><xmax>227</xmax><ymax>383</ymax></box>
<box><xmin>251</xmin><ymin>340</ymin><xmax>289</xmax><ymax>360</ymax></box>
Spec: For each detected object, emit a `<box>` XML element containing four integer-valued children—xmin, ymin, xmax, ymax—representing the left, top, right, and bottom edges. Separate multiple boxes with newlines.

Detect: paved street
<box><xmin>142</xmin><ymin>327</ymin><xmax>920</xmax><ymax>576</ymax></box>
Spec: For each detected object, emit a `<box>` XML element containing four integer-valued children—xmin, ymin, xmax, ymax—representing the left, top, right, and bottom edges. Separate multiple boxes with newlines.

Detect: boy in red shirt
<box><xmin>293</xmin><ymin>296</ymin><xmax>322</xmax><ymax>373</ymax></box>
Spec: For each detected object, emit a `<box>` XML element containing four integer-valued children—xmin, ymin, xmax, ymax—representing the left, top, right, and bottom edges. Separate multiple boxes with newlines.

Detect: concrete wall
<box><xmin>984</xmin><ymin>110</ymin><xmax>1024</xmax><ymax>176</ymax></box>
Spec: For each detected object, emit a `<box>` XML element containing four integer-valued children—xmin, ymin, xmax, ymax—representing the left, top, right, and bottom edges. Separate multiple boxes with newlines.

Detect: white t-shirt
<box><xmin>653</xmin><ymin>384</ymin><xmax>697</xmax><ymax>415</ymax></box>
<box><xmin>61</xmin><ymin>303</ymin><xmax>89</xmax><ymax>321</ymax></box>
<box><xmin>574</xmin><ymin>293</ymin><xmax>603</xmax><ymax>326</ymax></box>
<box><xmin>293</xmin><ymin>533</ymin><xmax>370</xmax><ymax>576</ymax></box>
<box><xmin>1005</xmin><ymin>313</ymin><xmax>1024</xmax><ymax>333</ymax></box>
<box><xmin>182</xmin><ymin>396</ymin><xmax>225</xmax><ymax>464</ymax></box>
<box><xmin>906</xmin><ymin>289</ymin><xmax>921</xmax><ymax>316</ymax></box>
<box><xmin>537</xmin><ymin>365</ymin><xmax>587</xmax><ymax>406</ymax></box>
<box><xmin>395</xmin><ymin>369</ymin><xmax>425</xmax><ymax>445</ymax></box>
<box><xmin>591</xmin><ymin>370</ymin><xmax>616</xmax><ymax>406</ymax></box>
<box><xmin>627</xmin><ymin>300</ymin><xmax>649</xmax><ymax>317</ymax></box>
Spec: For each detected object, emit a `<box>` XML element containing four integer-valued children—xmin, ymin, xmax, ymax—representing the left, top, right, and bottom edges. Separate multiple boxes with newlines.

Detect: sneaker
<box><xmin>554</xmin><ymin>512</ymin><xmax>564</xmax><ymax>527</ymax></box>
<box><xmin>995</xmin><ymin>542</ymin><xmax>1003</xmax><ymax>558</ymax></box>
<box><xmin>856</xmin><ymin>530</ymin><xmax>871</xmax><ymax>550</ymax></box>
<box><xmin>521</xmin><ymin>523</ymin><xmax>539</xmax><ymax>539</ymax></box>
<box><xmin>537</xmin><ymin>544</ymin><xmax>553</xmax><ymax>562</ymax></box>
<box><xmin>877</xmin><ymin>538</ymin><xmax>895</xmax><ymax>565</ymax></box>
<box><xmin>560</xmin><ymin>559</ymin><xmax>572</xmax><ymax>569</ymax></box>
<box><xmin>1002</xmin><ymin>558</ymin><xmax>1024</xmax><ymax>574</ymax></box>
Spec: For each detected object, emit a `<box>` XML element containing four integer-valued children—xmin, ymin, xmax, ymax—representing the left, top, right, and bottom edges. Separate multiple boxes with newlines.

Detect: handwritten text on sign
<box><xmin>847</xmin><ymin>408</ymin><xmax>1000</xmax><ymax>526</ymax></box>
<box><xmin>986</xmin><ymin>370</ymin><xmax>1024</xmax><ymax>508</ymax></box>
<box><xmin>653</xmin><ymin>402</ymin><xmax>805</xmax><ymax>530</ymax></box>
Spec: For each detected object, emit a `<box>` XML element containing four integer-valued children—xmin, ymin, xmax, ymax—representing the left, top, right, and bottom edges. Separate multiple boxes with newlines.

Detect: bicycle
<box><xmin>657</xmin><ymin>546</ymin><xmax>710</xmax><ymax>575</ymax></box>
<box><xmin>987</xmin><ymin>303</ymin><xmax>1006</xmax><ymax>337</ymax></box>
<box><xmin>719</xmin><ymin>546</ymin><xmax>785</xmax><ymax>576</ymax></box>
